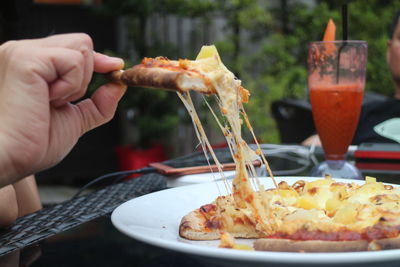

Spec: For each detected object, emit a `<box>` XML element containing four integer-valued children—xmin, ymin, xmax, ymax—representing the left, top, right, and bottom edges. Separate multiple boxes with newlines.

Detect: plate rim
<box><xmin>111</xmin><ymin>176</ymin><xmax>400</xmax><ymax>265</ymax></box>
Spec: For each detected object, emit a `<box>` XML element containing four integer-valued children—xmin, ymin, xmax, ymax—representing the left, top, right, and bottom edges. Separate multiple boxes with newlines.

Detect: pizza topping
<box><xmin>363</xmin><ymin>224</ymin><xmax>400</xmax><ymax>240</ymax></box>
<box><xmin>219</xmin><ymin>232</ymin><xmax>236</xmax><ymax>248</ymax></box>
<box><xmin>173</xmin><ymin>45</ymin><xmax>400</xmax><ymax>251</ymax></box>
<box><xmin>268</xmin><ymin>229</ymin><xmax>362</xmax><ymax>241</ymax></box>
<box><xmin>175</xmin><ymin>45</ymin><xmax>283</xmax><ymax>236</ymax></box>
<box><xmin>292</xmin><ymin>180</ymin><xmax>306</xmax><ymax>192</ymax></box>
<box><xmin>205</xmin><ymin>217</ymin><xmax>222</xmax><ymax>230</ymax></box>
<box><xmin>181</xmin><ymin>173</ymin><xmax>400</xmax><ymax>246</ymax></box>
<box><xmin>239</xmin><ymin>86</ymin><xmax>250</xmax><ymax>103</ymax></box>
<box><xmin>219</xmin><ymin>232</ymin><xmax>254</xmax><ymax>250</ymax></box>
<box><xmin>278</xmin><ymin>181</ymin><xmax>289</xmax><ymax>189</ymax></box>
<box><xmin>384</xmin><ymin>185</ymin><xmax>394</xmax><ymax>190</ymax></box>
<box><xmin>266</xmin><ymin>223</ymin><xmax>400</xmax><ymax>242</ymax></box>
<box><xmin>200</xmin><ymin>204</ymin><xmax>217</xmax><ymax>215</ymax></box>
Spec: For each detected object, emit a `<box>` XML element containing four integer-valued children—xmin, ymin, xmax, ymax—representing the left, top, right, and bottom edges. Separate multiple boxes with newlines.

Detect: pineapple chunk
<box><xmin>365</xmin><ymin>176</ymin><xmax>377</xmax><ymax>183</ymax></box>
<box><xmin>277</xmin><ymin>189</ymin><xmax>299</xmax><ymax>206</ymax></box>
<box><xmin>325</xmin><ymin>197</ymin><xmax>342</xmax><ymax>216</ymax></box>
<box><xmin>330</xmin><ymin>184</ymin><xmax>349</xmax><ymax>200</ymax></box>
<box><xmin>232</xmin><ymin>244</ymin><xmax>254</xmax><ymax>251</ymax></box>
<box><xmin>357</xmin><ymin>181</ymin><xmax>385</xmax><ymax>195</ymax></box>
<box><xmin>196</xmin><ymin>45</ymin><xmax>221</xmax><ymax>61</ymax></box>
<box><xmin>219</xmin><ymin>232</ymin><xmax>235</xmax><ymax>248</ymax></box>
<box><xmin>305</xmin><ymin>178</ymin><xmax>333</xmax><ymax>191</ymax></box>
<box><xmin>219</xmin><ymin>232</ymin><xmax>254</xmax><ymax>251</ymax></box>
<box><xmin>295</xmin><ymin>196</ymin><xmax>319</xmax><ymax>210</ymax></box>
<box><xmin>280</xmin><ymin>189</ymin><xmax>299</xmax><ymax>198</ymax></box>
<box><xmin>333</xmin><ymin>204</ymin><xmax>358</xmax><ymax>224</ymax></box>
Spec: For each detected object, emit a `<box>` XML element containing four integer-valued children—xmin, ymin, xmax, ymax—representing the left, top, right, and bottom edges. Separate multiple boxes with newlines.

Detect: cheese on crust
<box><xmin>177</xmin><ymin>46</ymin><xmax>282</xmax><ymax>237</ymax></box>
<box><xmin>180</xmin><ymin>176</ymin><xmax>400</xmax><ymax>240</ymax></box>
<box><xmin>176</xmin><ymin>46</ymin><xmax>400</xmax><ymax>244</ymax></box>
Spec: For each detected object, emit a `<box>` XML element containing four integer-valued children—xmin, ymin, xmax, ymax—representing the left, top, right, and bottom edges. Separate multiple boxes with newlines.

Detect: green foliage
<box><xmin>347</xmin><ymin>0</ymin><xmax>398</xmax><ymax>96</ymax></box>
<box><xmin>215</xmin><ymin>0</ymin><xmax>400</xmax><ymax>143</ymax></box>
<box><xmin>238</xmin><ymin>1</ymin><xmax>338</xmax><ymax>143</ymax></box>
<box><xmin>93</xmin><ymin>0</ymin><xmax>216</xmax><ymax>148</ymax></box>
<box><xmin>93</xmin><ymin>0</ymin><xmax>400</xmax><ymax>146</ymax></box>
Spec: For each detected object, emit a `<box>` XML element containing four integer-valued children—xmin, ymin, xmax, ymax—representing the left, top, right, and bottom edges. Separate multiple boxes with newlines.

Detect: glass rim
<box><xmin>309</xmin><ymin>40</ymin><xmax>367</xmax><ymax>45</ymax></box>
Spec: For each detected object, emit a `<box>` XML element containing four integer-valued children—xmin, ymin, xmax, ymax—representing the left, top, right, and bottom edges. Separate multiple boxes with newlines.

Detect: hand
<box><xmin>301</xmin><ymin>134</ymin><xmax>322</xmax><ymax>147</ymax></box>
<box><xmin>0</xmin><ymin>33</ymin><xmax>126</xmax><ymax>186</ymax></box>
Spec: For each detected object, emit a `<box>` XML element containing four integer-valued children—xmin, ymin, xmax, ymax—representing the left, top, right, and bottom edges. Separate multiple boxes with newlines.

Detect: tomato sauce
<box><xmin>268</xmin><ymin>229</ymin><xmax>361</xmax><ymax>241</ymax></box>
<box><xmin>310</xmin><ymin>83</ymin><xmax>363</xmax><ymax>160</ymax></box>
<box><xmin>267</xmin><ymin>225</ymin><xmax>400</xmax><ymax>242</ymax></box>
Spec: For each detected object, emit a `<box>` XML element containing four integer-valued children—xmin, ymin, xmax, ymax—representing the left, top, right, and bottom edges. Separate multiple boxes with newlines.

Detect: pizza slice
<box><xmin>179</xmin><ymin>176</ymin><xmax>400</xmax><ymax>252</ymax></box>
<box><xmin>106</xmin><ymin>56</ymin><xmax>216</xmax><ymax>94</ymax></box>
<box><xmin>180</xmin><ymin>195</ymin><xmax>262</xmax><ymax>240</ymax></box>
<box><xmin>106</xmin><ymin>46</ymin><xmax>250</xmax><ymax>101</ymax></box>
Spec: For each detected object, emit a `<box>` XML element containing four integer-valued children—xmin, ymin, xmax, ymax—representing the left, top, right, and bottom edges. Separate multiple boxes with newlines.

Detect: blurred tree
<box><xmin>242</xmin><ymin>1</ymin><xmax>339</xmax><ymax>143</ymax></box>
<box><xmin>93</xmin><ymin>0</ymin><xmax>216</xmax><ymax>148</ymax></box>
<box><xmin>93</xmin><ymin>0</ymin><xmax>400</xmax><ymax>146</ymax></box>
<box><xmin>347</xmin><ymin>0</ymin><xmax>399</xmax><ymax>96</ymax></box>
<box><xmin>214</xmin><ymin>0</ymin><xmax>400</xmax><ymax>143</ymax></box>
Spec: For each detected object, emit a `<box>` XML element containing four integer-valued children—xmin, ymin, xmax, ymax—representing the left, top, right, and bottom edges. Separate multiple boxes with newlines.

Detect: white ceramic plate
<box><xmin>111</xmin><ymin>177</ymin><xmax>400</xmax><ymax>266</ymax></box>
<box><xmin>166</xmin><ymin>170</ymin><xmax>236</xmax><ymax>187</ymax></box>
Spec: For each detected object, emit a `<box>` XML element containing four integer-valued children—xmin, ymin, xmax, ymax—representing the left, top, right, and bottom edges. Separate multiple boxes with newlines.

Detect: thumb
<box><xmin>76</xmin><ymin>82</ymin><xmax>127</xmax><ymax>133</ymax></box>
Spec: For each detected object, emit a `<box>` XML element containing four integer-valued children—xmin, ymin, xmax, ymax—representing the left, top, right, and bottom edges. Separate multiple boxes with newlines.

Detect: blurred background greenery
<box><xmin>2</xmin><ymin>0</ymin><xmax>399</xmax><ymax>183</ymax></box>
<box><xmin>90</xmin><ymin>0</ymin><xmax>400</xmax><ymax>151</ymax></box>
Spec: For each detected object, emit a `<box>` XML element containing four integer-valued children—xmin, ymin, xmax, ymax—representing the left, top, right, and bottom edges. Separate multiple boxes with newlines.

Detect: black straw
<box><xmin>342</xmin><ymin>4</ymin><xmax>348</xmax><ymax>40</ymax></box>
<box><xmin>337</xmin><ymin>3</ymin><xmax>349</xmax><ymax>83</ymax></box>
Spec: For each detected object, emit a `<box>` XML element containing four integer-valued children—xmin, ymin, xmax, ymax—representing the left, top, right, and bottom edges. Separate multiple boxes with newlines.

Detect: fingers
<box><xmin>64</xmin><ymin>51</ymin><xmax>124</xmax><ymax>103</ymax></box>
<box><xmin>33</xmin><ymin>33</ymin><xmax>126</xmax><ymax>115</ymax></box>
<box><xmin>38</xmin><ymin>34</ymin><xmax>124</xmax><ymax>73</ymax></box>
<box><xmin>51</xmin><ymin>52</ymin><xmax>124</xmax><ymax>107</ymax></box>
<box><xmin>37</xmin><ymin>47</ymin><xmax>85</xmax><ymax>106</ymax></box>
<box><xmin>73</xmin><ymin>51</ymin><xmax>126</xmax><ymax>132</ymax></box>
<box><xmin>38</xmin><ymin>33</ymin><xmax>94</xmax><ymax>97</ymax></box>
<box><xmin>76</xmin><ymin>82</ymin><xmax>127</xmax><ymax>133</ymax></box>
<box><xmin>34</xmin><ymin>34</ymin><xmax>124</xmax><ymax>107</ymax></box>
<box><xmin>93</xmin><ymin>52</ymin><xmax>125</xmax><ymax>73</ymax></box>
<box><xmin>12</xmin><ymin>175</ymin><xmax>42</xmax><ymax>217</ymax></box>
<box><xmin>0</xmin><ymin>185</ymin><xmax>18</xmax><ymax>228</ymax></box>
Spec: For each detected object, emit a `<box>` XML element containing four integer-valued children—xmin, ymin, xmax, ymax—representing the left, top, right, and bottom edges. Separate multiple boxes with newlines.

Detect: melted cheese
<box><xmin>177</xmin><ymin>46</ymin><xmax>400</xmax><ymax>239</ymax></box>
<box><xmin>264</xmin><ymin>176</ymin><xmax>400</xmax><ymax>234</ymax></box>
<box><xmin>177</xmin><ymin>46</ymin><xmax>281</xmax><ymax>236</ymax></box>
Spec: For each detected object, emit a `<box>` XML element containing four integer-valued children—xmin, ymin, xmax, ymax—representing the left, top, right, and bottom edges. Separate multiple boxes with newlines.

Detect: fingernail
<box><xmin>107</xmin><ymin>56</ymin><xmax>125</xmax><ymax>67</ymax></box>
<box><xmin>95</xmin><ymin>52</ymin><xmax>125</xmax><ymax>68</ymax></box>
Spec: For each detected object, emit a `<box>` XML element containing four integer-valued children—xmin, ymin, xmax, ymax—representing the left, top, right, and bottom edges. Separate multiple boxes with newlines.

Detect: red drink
<box><xmin>310</xmin><ymin>83</ymin><xmax>363</xmax><ymax>160</ymax></box>
<box><xmin>307</xmin><ymin>41</ymin><xmax>367</xmax><ymax>179</ymax></box>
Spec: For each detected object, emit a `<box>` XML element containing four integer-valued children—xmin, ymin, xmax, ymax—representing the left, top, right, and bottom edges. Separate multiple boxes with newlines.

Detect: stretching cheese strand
<box><xmin>176</xmin><ymin>45</ymin><xmax>282</xmax><ymax>234</ymax></box>
<box><xmin>177</xmin><ymin>92</ymin><xmax>231</xmax><ymax>195</ymax></box>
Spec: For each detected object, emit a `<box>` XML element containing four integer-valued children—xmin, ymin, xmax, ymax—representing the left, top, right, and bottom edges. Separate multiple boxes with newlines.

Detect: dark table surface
<box><xmin>7</xmin><ymin>216</ymin><xmax>209</xmax><ymax>267</ymax></box>
<box><xmin>1</xmin><ymin>146</ymin><xmax>400</xmax><ymax>267</ymax></box>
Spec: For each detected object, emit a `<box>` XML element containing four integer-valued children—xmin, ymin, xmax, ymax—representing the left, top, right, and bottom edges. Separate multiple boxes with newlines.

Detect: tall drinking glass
<box><xmin>308</xmin><ymin>41</ymin><xmax>368</xmax><ymax>179</ymax></box>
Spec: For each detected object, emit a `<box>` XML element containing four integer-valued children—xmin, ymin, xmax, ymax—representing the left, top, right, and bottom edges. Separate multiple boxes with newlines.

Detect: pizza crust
<box><xmin>179</xmin><ymin>210</ymin><xmax>221</xmax><ymax>240</ymax></box>
<box><xmin>254</xmin><ymin>237</ymin><xmax>400</xmax><ymax>252</ymax></box>
<box><xmin>179</xmin><ymin>208</ymin><xmax>261</xmax><ymax>240</ymax></box>
<box><xmin>119</xmin><ymin>65</ymin><xmax>215</xmax><ymax>94</ymax></box>
<box><xmin>254</xmin><ymin>238</ymin><xmax>369</xmax><ymax>252</ymax></box>
<box><xmin>368</xmin><ymin>237</ymin><xmax>400</xmax><ymax>251</ymax></box>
